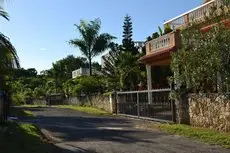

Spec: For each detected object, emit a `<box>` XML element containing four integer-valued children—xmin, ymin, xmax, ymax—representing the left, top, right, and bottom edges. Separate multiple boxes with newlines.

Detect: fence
<box><xmin>116</xmin><ymin>89</ymin><xmax>175</xmax><ymax>122</ymax></box>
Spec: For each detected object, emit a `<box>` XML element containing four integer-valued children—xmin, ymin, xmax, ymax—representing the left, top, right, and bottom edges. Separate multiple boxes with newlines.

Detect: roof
<box><xmin>139</xmin><ymin>46</ymin><xmax>175</xmax><ymax>64</ymax></box>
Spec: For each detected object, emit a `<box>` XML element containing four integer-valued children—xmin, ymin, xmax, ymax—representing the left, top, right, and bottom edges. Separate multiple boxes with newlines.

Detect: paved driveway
<box><xmin>20</xmin><ymin>107</ymin><xmax>229</xmax><ymax>153</ymax></box>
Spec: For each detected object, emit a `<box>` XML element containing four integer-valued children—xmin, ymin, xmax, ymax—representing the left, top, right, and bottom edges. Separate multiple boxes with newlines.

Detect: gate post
<box><xmin>116</xmin><ymin>92</ymin><xmax>119</xmax><ymax>114</ymax></box>
<box><xmin>137</xmin><ymin>93</ymin><xmax>140</xmax><ymax>117</ymax></box>
<box><xmin>171</xmin><ymin>100</ymin><xmax>176</xmax><ymax>122</ymax></box>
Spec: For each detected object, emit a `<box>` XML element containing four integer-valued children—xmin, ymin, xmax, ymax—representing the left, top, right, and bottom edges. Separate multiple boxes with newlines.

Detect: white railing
<box><xmin>164</xmin><ymin>0</ymin><xmax>223</xmax><ymax>29</ymax></box>
<box><xmin>149</xmin><ymin>33</ymin><xmax>171</xmax><ymax>52</ymax></box>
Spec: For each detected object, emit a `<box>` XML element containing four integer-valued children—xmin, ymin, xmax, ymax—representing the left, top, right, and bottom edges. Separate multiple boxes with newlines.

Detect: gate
<box><xmin>116</xmin><ymin>89</ymin><xmax>176</xmax><ymax>122</ymax></box>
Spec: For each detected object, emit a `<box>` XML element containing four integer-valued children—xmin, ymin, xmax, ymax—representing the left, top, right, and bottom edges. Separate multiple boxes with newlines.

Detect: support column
<box><xmin>146</xmin><ymin>65</ymin><xmax>152</xmax><ymax>104</ymax></box>
<box><xmin>173</xmin><ymin>72</ymin><xmax>190</xmax><ymax>124</ymax></box>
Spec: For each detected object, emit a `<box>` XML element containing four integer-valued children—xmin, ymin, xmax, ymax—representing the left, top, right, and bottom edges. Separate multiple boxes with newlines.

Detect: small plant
<box><xmin>164</xmin><ymin>24</ymin><xmax>173</xmax><ymax>34</ymax></box>
<box><xmin>152</xmin><ymin>32</ymin><xmax>159</xmax><ymax>39</ymax></box>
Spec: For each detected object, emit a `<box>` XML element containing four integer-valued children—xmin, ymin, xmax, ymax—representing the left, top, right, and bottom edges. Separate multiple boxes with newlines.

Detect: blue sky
<box><xmin>2</xmin><ymin>0</ymin><xmax>202</xmax><ymax>72</ymax></box>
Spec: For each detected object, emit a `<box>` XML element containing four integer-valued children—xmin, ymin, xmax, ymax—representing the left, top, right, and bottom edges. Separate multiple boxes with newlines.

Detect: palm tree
<box><xmin>69</xmin><ymin>18</ymin><xmax>116</xmax><ymax>75</ymax></box>
<box><xmin>0</xmin><ymin>3</ymin><xmax>20</xmax><ymax>87</ymax></box>
<box><xmin>0</xmin><ymin>2</ymin><xmax>20</xmax><ymax>120</ymax></box>
<box><xmin>0</xmin><ymin>2</ymin><xmax>9</xmax><ymax>21</ymax></box>
<box><xmin>0</xmin><ymin>6</ymin><xmax>20</xmax><ymax>82</ymax></box>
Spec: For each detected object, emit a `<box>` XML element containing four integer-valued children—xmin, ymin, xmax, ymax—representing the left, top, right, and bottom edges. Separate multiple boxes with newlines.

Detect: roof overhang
<box><xmin>139</xmin><ymin>46</ymin><xmax>175</xmax><ymax>65</ymax></box>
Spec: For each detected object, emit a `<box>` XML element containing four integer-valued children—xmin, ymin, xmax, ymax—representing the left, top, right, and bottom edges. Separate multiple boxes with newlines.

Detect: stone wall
<box><xmin>189</xmin><ymin>94</ymin><xmax>230</xmax><ymax>132</ymax></box>
<box><xmin>64</xmin><ymin>94</ymin><xmax>115</xmax><ymax>113</ymax></box>
<box><xmin>31</xmin><ymin>99</ymin><xmax>47</xmax><ymax>105</ymax></box>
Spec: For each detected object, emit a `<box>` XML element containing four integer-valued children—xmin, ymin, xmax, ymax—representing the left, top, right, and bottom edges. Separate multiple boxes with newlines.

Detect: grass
<box><xmin>55</xmin><ymin>105</ymin><xmax>112</xmax><ymax>116</ymax></box>
<box><xmin>10</xmin><ymin>107</ymin><xmax>34</xmax><ymax>117</ymax></box>
<box><xmin>22</xmin><ymin>104</ymin><xmax>47</xmax><ymax>108</ymax></box>
<box><xmin>157</xmin><ymin>124</ymin><xmax>230</xmax><ymax>148</ymax></box>
<box><xmin>0</xmin><ymin>122</ymin><xmax>60</xmax><ymax>153</ymax></box>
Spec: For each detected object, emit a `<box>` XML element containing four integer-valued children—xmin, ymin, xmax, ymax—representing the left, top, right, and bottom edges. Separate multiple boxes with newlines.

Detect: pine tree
<box><xmin>122</xmin><ymin>15</ymin><xmax>137</xmax><ymax>54</ymax></box>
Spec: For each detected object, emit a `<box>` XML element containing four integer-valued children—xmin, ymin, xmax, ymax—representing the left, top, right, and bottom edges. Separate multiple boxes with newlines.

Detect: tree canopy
<box><xmin>122</xmin><ymin>15</ymin><xmax>138</xmax><ymax>54</ymax></box>
<box><xmin>69</xmin><ymin>18</ymin><xmax>116</xmax><ymax>75</ymax></box>
<box><xmin>170</xmin><ymin>9</ymin><xmax>230</xmax><ymax>93</ymax></box>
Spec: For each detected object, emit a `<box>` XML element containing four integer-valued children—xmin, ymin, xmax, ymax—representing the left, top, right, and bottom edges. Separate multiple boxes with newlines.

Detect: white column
<box><xmin>146</xmin><ymin>65</ymin><xmax>152</xmax><ymax>90</ymax></box>
<box><xmin>146</xmin><ymin>65</ymin><xmax>152</xmax><ymax>104</ymax></box>
<box><xmin>109</xmin><ymin>94</ymin><xmax>113</xmax><ymax>113</ymax></box>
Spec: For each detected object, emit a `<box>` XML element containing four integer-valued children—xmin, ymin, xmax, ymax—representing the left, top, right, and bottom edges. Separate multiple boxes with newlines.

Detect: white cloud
<box><xmin>40</xmin><ymin>48</ymin><xmax>47</xmax><ymax>51</ymax></box>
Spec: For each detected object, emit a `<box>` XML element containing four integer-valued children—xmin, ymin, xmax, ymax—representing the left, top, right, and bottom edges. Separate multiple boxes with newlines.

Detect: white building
<box><xmin>72</xmin><ymin>68</ymin><xmax>101</xmax><ymax>78</ymax></box>
<box><xmin>134</xmin><ymin>41</ymin><xmax>145</xmax><ymax>53</ymax></box>
<box><xmin>101</xmin><ymin>52</ymin><xmax>111</xmax><ymax>68</ymax></box>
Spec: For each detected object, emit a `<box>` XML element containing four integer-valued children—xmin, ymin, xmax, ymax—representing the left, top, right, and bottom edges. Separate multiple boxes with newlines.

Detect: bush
<box><xmin>64</xmin><ymin>76</ymin><xmax>105</xmax><ymax>97</ymax></box>
<box><xmin>11</xmin><ymin>93</ymin><xmax>26</xmax><ymax>105</ymax></box>
<box><xmin>164</xmin><ymin>24</ymin><xmax>173</xmax><ymax>34</ymax></box>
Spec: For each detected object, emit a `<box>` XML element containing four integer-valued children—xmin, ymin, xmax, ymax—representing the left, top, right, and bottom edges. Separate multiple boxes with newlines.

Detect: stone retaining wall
<box><xmin>31</xmin><ymin>99</ymin><xmax>46</xmax><ymax>105</ymax></box>
<box><xmin>189</xmin><ymin>94</ymin><xmax>230</xmax><ymax>132</ymax></box>
<box><xmin>64</xmin><ymin>94</ymin><xmax>115</xmax><ymax>113</ymax></box>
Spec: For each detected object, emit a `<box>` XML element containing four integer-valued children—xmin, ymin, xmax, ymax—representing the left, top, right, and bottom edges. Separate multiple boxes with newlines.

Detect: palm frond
<box><xmin>0</xmin><ymin>6</ymin><xmax>9</xmax><ymax>21</ymax></box>
<box><xmin>92</xmin><ymin>33</ymin><xmax>116</xmax><ymax>57</ymax></box>
<box><xmin>0</xmin><ymin>32</ymin><xmax>20</xmax><ymax>75</ymax></box>
<box><xmin>69</xmin><ymin>39</ymin><xmax>88</xmax><ymax>58</ymax></box>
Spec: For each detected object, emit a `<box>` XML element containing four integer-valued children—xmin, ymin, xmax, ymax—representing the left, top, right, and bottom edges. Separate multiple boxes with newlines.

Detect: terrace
<box><xmin>163</xmin><ymin>0</ymin><xmax>225</xmax><ymax>29</ymax></box>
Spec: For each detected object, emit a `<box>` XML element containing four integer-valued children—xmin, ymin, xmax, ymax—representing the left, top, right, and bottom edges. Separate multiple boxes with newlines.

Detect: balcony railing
<box><xmin>150</xmin><ymin>34</ymin><xmax>171</xmax><ymax>51</ymax></box>
<box><xmin>164</xmin><ymin>0</ymin><xmax>225</xmax><ymax>29</ymax></box>
<box><xmin>146</xmin><ymin>31</ymin><xmax>179</xmax><ymax>55</ymax></box>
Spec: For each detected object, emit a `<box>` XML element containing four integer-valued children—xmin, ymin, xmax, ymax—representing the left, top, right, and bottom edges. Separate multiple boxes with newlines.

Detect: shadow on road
<box><xmin>21</xmin><ymin>107</ymin><xmax>163</xmax><ymax>144</ymax></box>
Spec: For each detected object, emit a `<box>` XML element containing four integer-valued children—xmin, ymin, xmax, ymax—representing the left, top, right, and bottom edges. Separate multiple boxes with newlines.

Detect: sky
<box><xmin>1</xmin><ymin>0</ymin><xmax>203</xmax><ymax>73</ymax></box>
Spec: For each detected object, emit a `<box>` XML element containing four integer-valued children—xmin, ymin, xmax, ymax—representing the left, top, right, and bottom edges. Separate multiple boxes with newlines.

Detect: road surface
<box><xmin>20</xmin><ymin>107</ymin><xmax>229</xmax><ymax>153</ymax></box>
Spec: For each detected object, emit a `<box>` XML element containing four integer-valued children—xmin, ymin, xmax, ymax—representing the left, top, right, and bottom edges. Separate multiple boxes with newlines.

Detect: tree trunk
<box><xmin>55</xmin><ymin>76</ymin><xmax>58</xmax><ymax>93</ymax></box>
<box><xmin>89</xmin><ymin>58</ymin><xmax>92</xmax><ymax>76</ymax></box>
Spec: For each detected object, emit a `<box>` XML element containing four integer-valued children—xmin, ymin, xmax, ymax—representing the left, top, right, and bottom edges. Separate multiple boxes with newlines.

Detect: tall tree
<box><xmin>122</xmin><ymin>15</ymin><xmax>137</xmax><ymax>54</ymax></box>
<box><xmin>0</xmin><ymin>2</ymin><xmax>20</xmax><ymax>120</ymax></box>
<box><xmin>10</xmin><ymin>68</ymin><xmax>37</xmax><ymax>79</ymax></box>
<box><xmin>102</xmin><ymin>43</ymin><xmax>145</xmax><ymax>91</ymax></box>
<box><xmin>101</xmin><ymin>43</ymin><xmax>121</xmax><ymax>90</ymax></box>
<box><xmin>0</xmin><ymin>1</ymin><xmax>9</xmax><ymax>21</ymax></box>
<box><xmin>69</xmin><ymin>18</ymin><xmax>116</xmax><ymax>75</ymax></box>
<box><xmin>0</xmin><ymin>6</ymin><xmax>20</xmax><ymax>89</ymax></box>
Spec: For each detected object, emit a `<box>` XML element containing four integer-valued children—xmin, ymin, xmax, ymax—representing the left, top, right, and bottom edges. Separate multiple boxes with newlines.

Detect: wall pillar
<box><xmin>146</xmin><ymin>65</ymin><xmax>152</xmax><ymax>104</ymax></box>
<box><xmin>173</xmin><ymin>71</ymin><xmax>190</xmax><ymax>124</ymax></box>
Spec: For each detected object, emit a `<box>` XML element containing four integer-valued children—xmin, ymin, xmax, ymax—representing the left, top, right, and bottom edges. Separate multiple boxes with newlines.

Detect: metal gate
<box><xmin>116</xmin><ymin>89</ymin><xmax>175</xmax><ymax>122</ymax></box>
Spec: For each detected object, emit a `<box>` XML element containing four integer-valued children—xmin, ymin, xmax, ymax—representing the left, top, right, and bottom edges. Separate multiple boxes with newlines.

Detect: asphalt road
<box><xmin>20</xmin><ymin>107</ymin><xmax>230</xmax><ymax>153</ymax></box>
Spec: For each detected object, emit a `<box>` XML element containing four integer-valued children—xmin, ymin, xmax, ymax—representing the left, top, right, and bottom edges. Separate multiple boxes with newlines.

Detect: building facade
<box><xmin>139</xmin><ymin>0</ymin><xmax>230</xmax><ymax>90</ymax></box>
<box><xmin>72</xmin><ymin>68</ymin><xmax>90</xmax><ymax>78</ymax></box>
<box><xmin>72</xmin><ymin>68</ymin><xmax>101</xmax><ymax>78</ymax></box>
<box><xmin>101</xmin><ymin>52</ymin><xmax>111</xmax><ymax>68</ymax></box>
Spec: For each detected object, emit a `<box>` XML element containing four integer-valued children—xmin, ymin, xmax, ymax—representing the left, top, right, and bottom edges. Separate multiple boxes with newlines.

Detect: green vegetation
<box><xmin>6</xmin><ymin>15</ymin><xmax>147</xmax><ymax>107</ymax></box>
<box><xmin>8</xmin><ymin>56</ymin><xmax>103</xmax><ymax>105</ymax></box>
<box><xmin>158</xmin><ymin>124</ymin><xmax>230</xmax><ymax>148</ymax></box>
<box><xmin>0</xmin><ymin>122</ymin><xmax>59</xmax><ymax>153</ymax></box>
<box><xmin>63</xmin><ymin>76</ymin><xmax>105</xmax><ymax>97</ymax></box>
<box><xmin>22</xmin><ymin>104</ymin><xmax>47</xmax><ymax>108</ymax></box>
<box><xmin>122</xmin><ymin>14</ymin><xmax>138</xmax><ymax>54</ymax></box>
<box><xmin>170</xmin><ymin>6</ymin><xmax>230</xmax><ymax>95</ymax></box>
<box><xmin>56</xmin><ymin>105</ymin><xmax>111</xmax><ymax>116</ymax></box>
<box><xmin>69</xmin><ymin>18</ymin><xmax>116</xmax><ymax>75</ymax></box>
<box><xmin>146</xmin><ymin>25</ymin><xmax>173</xmax><ymax>41</ymax></box>
<box><xmin>0</xmin><ymin>1</ymin><xmax>20</xmax><ymax>121</ymax></box>
<box><xmin>102</xmin><ymin>15</ymin><xmax>146</xmax><ymax>91</ymax></box>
